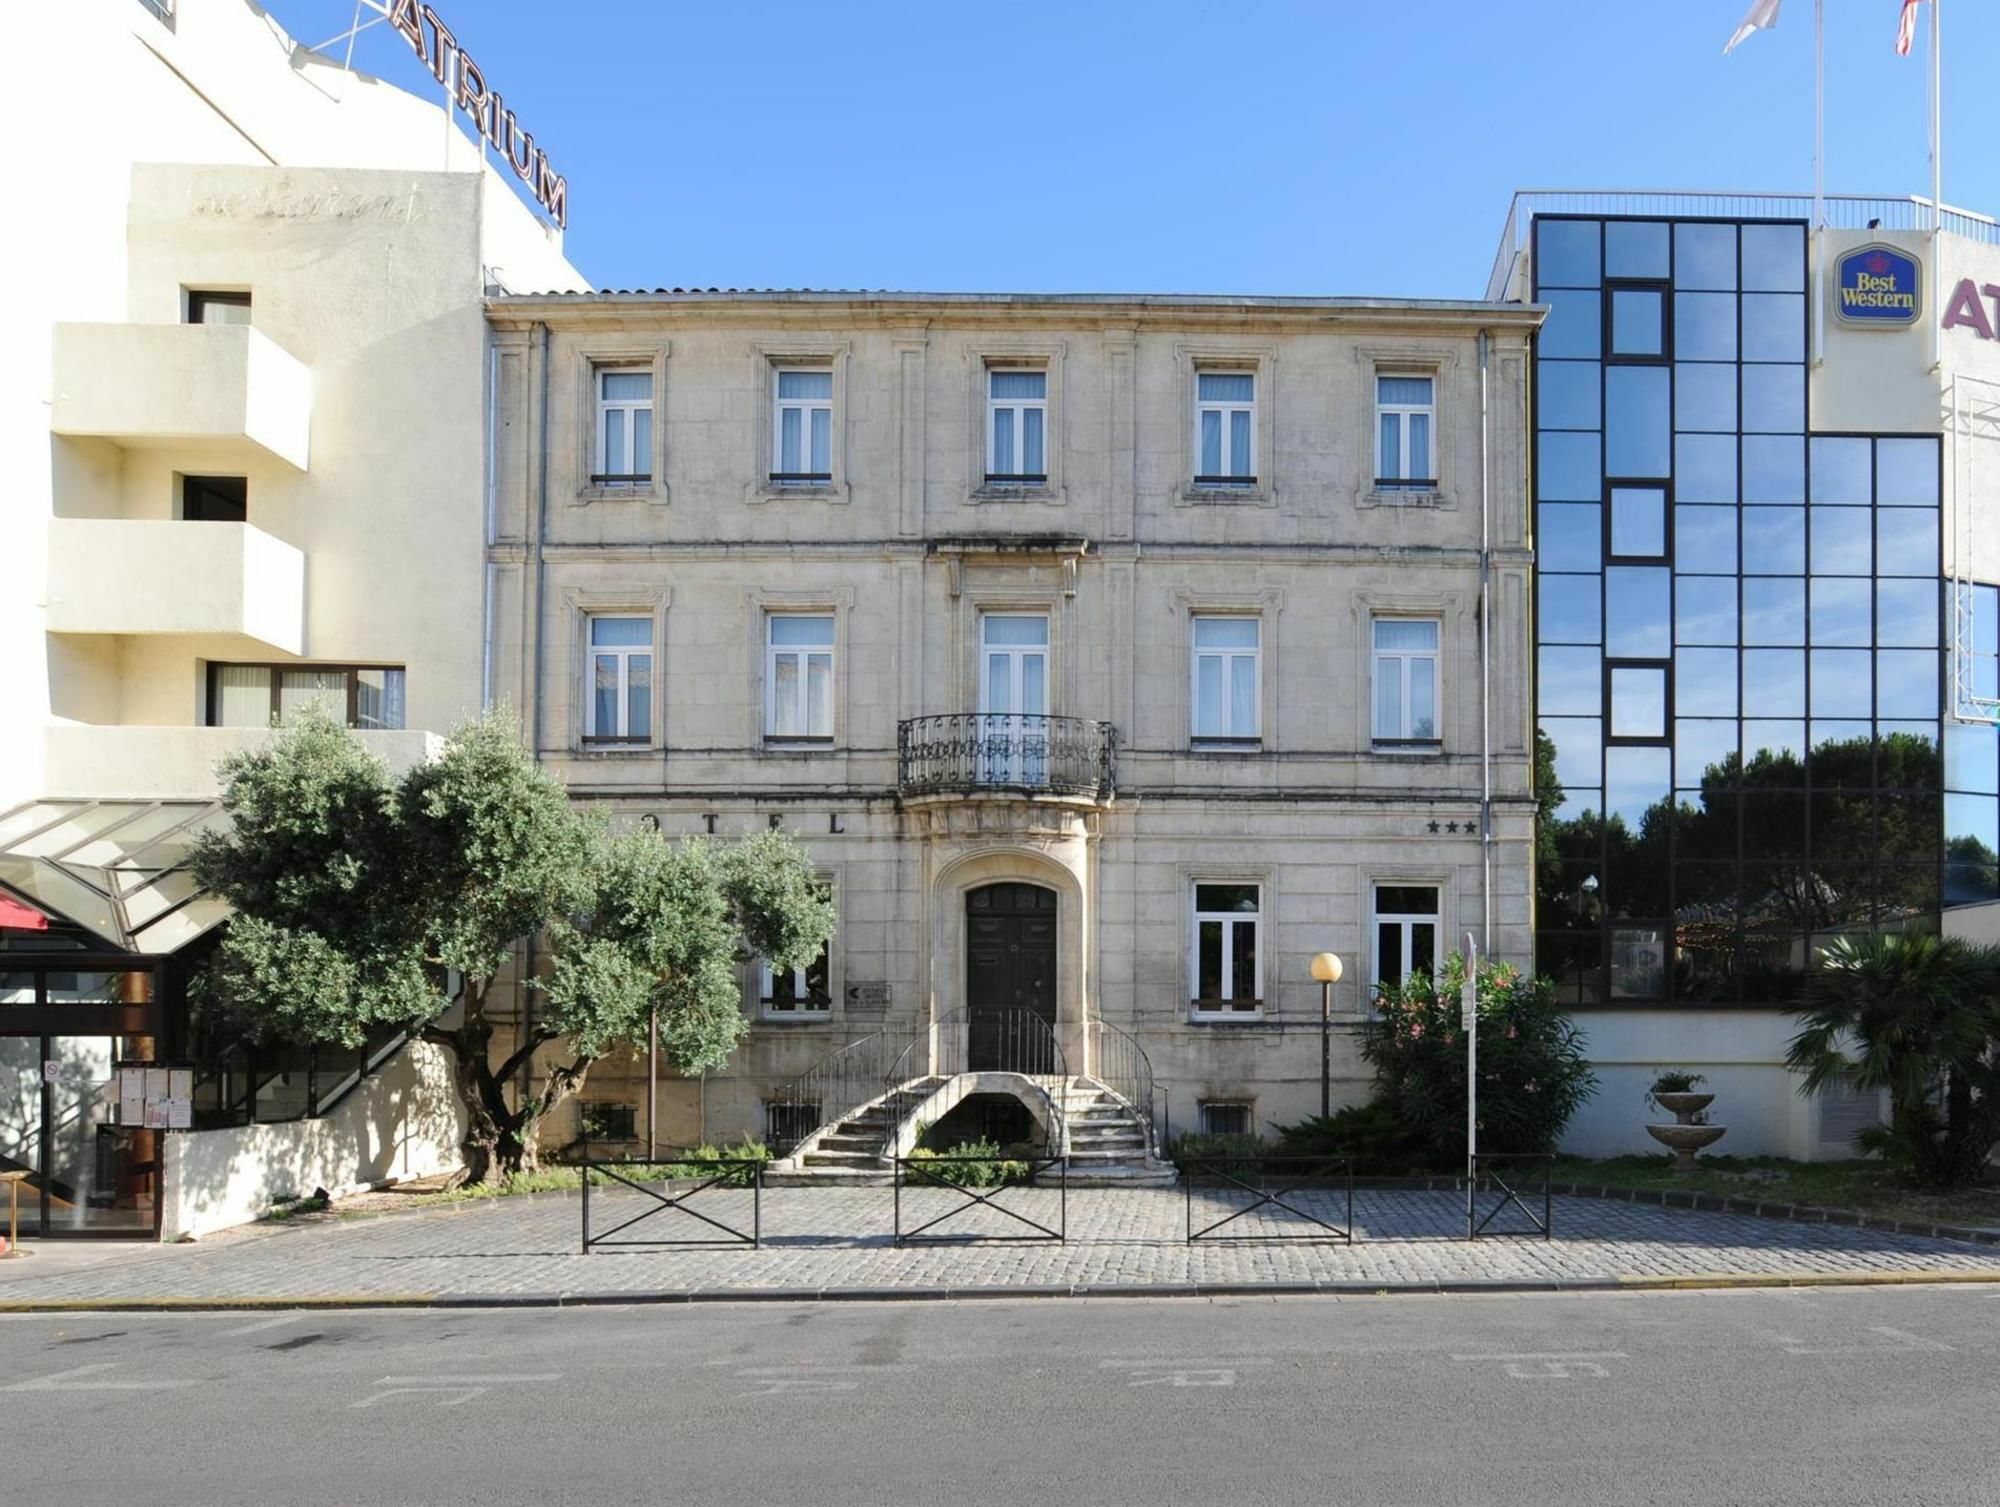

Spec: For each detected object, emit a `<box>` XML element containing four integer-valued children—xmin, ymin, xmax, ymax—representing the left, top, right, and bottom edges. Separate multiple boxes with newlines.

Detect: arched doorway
<box><xmin>965</xmin><ymin>882</ymin><xmax>1057</xmax><ymax>1071</ymax></box>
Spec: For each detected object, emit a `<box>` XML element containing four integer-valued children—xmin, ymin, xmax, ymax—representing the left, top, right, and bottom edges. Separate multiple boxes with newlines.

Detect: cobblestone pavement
<box><xmin>3</xmin><ymin>1182</ymin><xmax>1998</xmax><ymax>1305</ymax></box>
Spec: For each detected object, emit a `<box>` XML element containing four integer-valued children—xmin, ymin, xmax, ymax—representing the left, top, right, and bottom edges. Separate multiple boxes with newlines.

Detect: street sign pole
<box><xmin>1463</xmin><ymin>932</ymin><xmax>1479</xmax><ymax>1234</ymax></box>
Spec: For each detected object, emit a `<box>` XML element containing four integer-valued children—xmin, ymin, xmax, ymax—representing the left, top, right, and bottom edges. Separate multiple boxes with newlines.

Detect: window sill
<box><xmin>576</xmin><ymin>740</ymin><xmax>660</xmax><ymax>758</ymax></box>
<box><xmin>1188</xmin><ymin>1006</ymin><xmax>1267</xmax><ymax>1025</ymax></box>
<box><xmin>1180</xmin><ymin>483</ymin><xmax>1272</xmax><ymax>507</ymax></box>
<box><xmin>576</xmin><ymin>481</ymin><xmax>667</xmax><ymax>506</ymax></box>
<box><xmin>759</xmin><ymin>1011</ymin><xmax>836</xmax><ymax>1025</ymax></box>
<box><xmin>1371</xmin><ymin>740</ymin><xmax>1444</xmax><ymax>756</ymax></box>
<box><xmin>761</xmin><ymin>738</ymin><xmax>838</xmax><ymax>753</ymax></box>
<box><xmin>1359</xmin><ymin>486</ymin><xmax>1449</xmax><ymax>509</ymax></box>
<box><xmin>750</xmin><ymin>481</ymin><xmax>846</xmax><ymax>506</ymax></box>
<box><xmin>972</xmin><ymin>482</ymin><xmax>1060</xmax><ymax>505</ymax></box>
<box><xmin>1189</xmin><ymin>739</ymin><xmax>1263</xmax><ymax>755</ymax></box>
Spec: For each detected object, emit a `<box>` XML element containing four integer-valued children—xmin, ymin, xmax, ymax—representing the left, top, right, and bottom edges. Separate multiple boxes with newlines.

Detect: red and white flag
<box><xmin>1896</xmin><ymin>0</ymin><xmax>1922</xmax><ymax>57</ymax></box>
<box><xmin>1724</xmin><ymin>0</ymin><xmax>1783</xmax><ymax>54</ymax></box>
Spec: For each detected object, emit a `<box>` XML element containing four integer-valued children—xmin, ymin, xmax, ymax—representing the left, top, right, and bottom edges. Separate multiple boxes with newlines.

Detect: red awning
<box><xmin>0</xmin><ymin>893</ymin><xmax>49</xmax><ymax>931</ymax></box>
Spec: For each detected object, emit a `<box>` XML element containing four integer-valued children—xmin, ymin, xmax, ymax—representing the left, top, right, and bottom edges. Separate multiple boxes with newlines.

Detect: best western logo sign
<box><xmin>1834</xmin><ymin>244</ymin><xmax>1922</xmax><ymax>327</ymax></box>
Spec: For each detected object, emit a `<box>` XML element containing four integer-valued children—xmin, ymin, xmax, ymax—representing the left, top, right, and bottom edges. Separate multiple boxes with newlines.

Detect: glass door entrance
<box><xmin>0</xmin><ymin>1031</ymin><xmax>159</xmax><ymax>1237</ymax></box>
<box><xmin>978</xmin><ymin>614</ymin><xmax>1050</xmax><ymax>786</ymax></box>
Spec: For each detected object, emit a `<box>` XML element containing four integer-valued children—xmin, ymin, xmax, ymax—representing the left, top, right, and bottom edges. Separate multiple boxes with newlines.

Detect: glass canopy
<box><xmin>0</xmin><ymin>799</ymin><xmax>228</xmax><ymax>955</ymax></box>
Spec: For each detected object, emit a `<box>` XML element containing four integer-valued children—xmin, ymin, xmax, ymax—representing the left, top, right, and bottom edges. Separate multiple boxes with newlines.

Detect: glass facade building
<box><xmin>1531</xmin><ymin>214</ymin><xmax>1950</xmax><ymax>1007</ymax></box>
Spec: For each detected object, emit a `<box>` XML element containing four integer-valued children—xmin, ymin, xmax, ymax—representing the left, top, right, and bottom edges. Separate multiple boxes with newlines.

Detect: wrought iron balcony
<box><xmin>897</xmin><ymin>714</ymin><xmax>1116</xmax><ymax>801</ymax></box>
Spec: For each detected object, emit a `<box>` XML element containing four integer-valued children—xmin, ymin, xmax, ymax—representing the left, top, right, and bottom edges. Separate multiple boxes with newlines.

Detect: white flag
<box><xmin>1724</xmin><ymin>0</ymin><xmax>1783</xmax><ymax>53</ymax></box>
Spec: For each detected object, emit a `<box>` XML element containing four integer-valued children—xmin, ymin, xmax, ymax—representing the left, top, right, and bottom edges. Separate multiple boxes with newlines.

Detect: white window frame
<box><xmin>594</xmin><ymin>367</ymin><xmax>653</xmax><ymax>486</ymax></box>
<box><xmin>759</xmin><ymin>946</ymin><xmax>831</xmax><ymax>1017</ymax></box>
<box><xmin>1191</xmin><ymin>615</ymin><xmax>1262</xmax><ymax>743</ymax></box>
<box><xmin>1371</xmin><ymin>884</ymin><xmax>1441</xmax><ymax>992</ymax></box>
<box><xmin>1193</xmin><ymin>370</ymin><xmax>1257</xmax><ymax>483</ymax></box>
<box><xmin>1190</xmin><ymin>882</ymin><xmax>1263</xmax><ymax>1014</ymax></box>
<box><xmin>986</xmin><ymin>367</ymin><xmax>1049</xmax><ymax>481</ymax></box>
<box><xmin>1371</xmin><ymin>617</ymin><xmax>1442</xmax><ymax>745</ymax></box>
<box><xmin>582</xmin><ymin>615</ymin><xmax>653</xmax><ymax>742</ymax></box>
<box><xmin>1375</xmin><ymin>373</ymin><xmax>1435</xmax><ymax>486</ymax></box>
<box><xmin>771</xmin><ymin>366</ymin><xmax>834</xmax><ymax>482</ymax></box>
<box><xmin>765</xmin><ymin>613</ymin><xmax>836</xmax><ymax>742</ymax></box>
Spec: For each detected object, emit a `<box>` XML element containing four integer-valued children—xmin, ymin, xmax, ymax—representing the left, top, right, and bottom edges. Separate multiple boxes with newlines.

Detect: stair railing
<box><xmin>885</xmin><ymin>1007</ymin><xmax>1068</xmax><ymax>1156</ymax></box>
<box><xmin>1085</xmin><ymin>1018</ymin><xmax>1158</xmax><ymax>1157</ymax></box>
<box><xmin>766</xmin><ymin>1026</ymin><xmax>923</xmax><ymax>1156</ymax></box>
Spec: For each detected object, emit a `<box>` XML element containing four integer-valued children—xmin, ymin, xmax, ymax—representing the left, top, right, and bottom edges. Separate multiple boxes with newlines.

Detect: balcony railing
<box><xmin>897</xmin><ymin>714</ymin><xmax>1116</xmax><ymax>801</ymax></box>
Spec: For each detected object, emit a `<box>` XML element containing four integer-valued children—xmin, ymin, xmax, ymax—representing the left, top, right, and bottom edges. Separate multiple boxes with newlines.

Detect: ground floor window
<box><xmin>1372</xmin><ymin>884</ymin><xmax>1439</xmax><ymax>993</ymax></box>
<box><xmin>760</xmin><ymin>946</ymin><xmax>831</xmax><ymax>1016</ymax></box>
<box><xmin>1197</xmin><ymin>1100</ymin><xmax>1254</xmax><ymax>1137</ymax></box>
<box><xmin>765</xmin><ymin>1100</ymin><xmax>821</xmax><ymax>1151</ymax></box>
<box><xmin>1191</xmin><ymin>882</ymin><xmax>1261</xmax><ymax>1013</ymax></box>
<box><xmin>577</xmin><ymin>1101</ymin><xmax>636</xmax><ymax>1142</ymax></box>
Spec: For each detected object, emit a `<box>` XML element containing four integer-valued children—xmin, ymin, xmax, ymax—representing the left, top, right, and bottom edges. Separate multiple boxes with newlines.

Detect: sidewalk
<box><xmin>2</xmin><ymin>1184</ymin><xmax>1998</xmax><ymax>1309</ymax></box>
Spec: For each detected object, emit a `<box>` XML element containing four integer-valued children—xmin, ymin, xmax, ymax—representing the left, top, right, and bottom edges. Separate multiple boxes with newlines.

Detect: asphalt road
<box><xmin>2</xmin><ymin>1287</ymin><xmax>1996</xmax><ymax>1506</ymax></box>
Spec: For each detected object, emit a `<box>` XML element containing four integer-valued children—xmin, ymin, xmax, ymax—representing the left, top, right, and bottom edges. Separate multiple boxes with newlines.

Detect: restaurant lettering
<box><xmin>388</xmin><ymin>0</ymin><xmax>567</xmax><ymax>227</ymax></box>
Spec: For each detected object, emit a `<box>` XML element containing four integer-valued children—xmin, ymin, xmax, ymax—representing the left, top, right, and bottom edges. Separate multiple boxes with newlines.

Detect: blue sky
<box><xmin>267</xmin><ymin>1</ymin><xmax>1992</xmax><ymax>297</ymax></box>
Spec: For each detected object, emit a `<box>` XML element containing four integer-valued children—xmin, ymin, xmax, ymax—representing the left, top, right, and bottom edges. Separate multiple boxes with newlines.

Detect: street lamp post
<box><xmin>1309</xmin><ymin>952</ymin><xmax>1343</xmax><ymax>1120</ymax></box>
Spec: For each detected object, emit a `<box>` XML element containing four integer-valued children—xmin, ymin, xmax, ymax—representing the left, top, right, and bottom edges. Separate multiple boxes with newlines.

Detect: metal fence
<box><xmin>1466</xmin><ymin>1153</ymin><xmax>1555</xmax><ymax>1240</ymax></box>
<box><xmin>892</xmin><ymin>1153</ymin><xmax>1067</xmax><ymax>1247</ymax></box>
<box><xmin>1183</xmin><ymin>1156</ymin><xmax>1354</xmax><ymax>1245</ymax></box>
<box><xmin>579</xmin><ymin>1153</ymin><xmax>765</xmax><ymax>1253</ymax></box>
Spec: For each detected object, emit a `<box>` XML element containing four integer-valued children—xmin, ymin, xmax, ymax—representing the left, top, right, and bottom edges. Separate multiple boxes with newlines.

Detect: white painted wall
<box><xmin>159</xmin><ymin>1040</ymin><xmax>466</xmax><ymax>1241</ymax></box>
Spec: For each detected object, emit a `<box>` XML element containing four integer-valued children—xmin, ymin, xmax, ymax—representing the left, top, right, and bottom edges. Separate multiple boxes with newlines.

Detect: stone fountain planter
<box><xmin>1646</xmin><ymin>1091</ymin><xmax>1725</xmax><ymax>1171</ymax></box>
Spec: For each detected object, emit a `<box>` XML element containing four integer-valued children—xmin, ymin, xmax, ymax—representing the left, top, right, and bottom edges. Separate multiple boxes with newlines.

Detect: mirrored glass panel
<box><xmin>1608</xmin><ymin>665</ymin><xmax>1669</xmax><ymax>740</ymax></box>
<box><xmin>1538</xmin><ymin>360</ymin><xmax>1601</xmax><ymax>430</ymax></box>
<box><xmin>1876</xmin><ymin>650</ymin><xmax>1939</xmax><ymax>718</ymax></box>
<box><xmin>1877</xmin><ymin>579</ymin><xmax>1939</xmax><ymax>647</ymax></box>
<box><xmin>1741</xmin><ymin>294</ymin><xmax>1805</xmax><ymax>362</ymax></box>
<box><xmin>1674</xmin><ymin>223</ymin><xmax>1738</xmax><ymax>290</ymax></box>
<box><xmin>1743</xmin><ymin>578</ymin><xmax>1807</xmax><ymax>645</ymax></box>
<box><xmin>1540</xmin><ymin>289</ymin><xmax>1603</xmax><ymax>358</ymax></box>
<box><xmin>1675</xmin><ymin>362</ymin><xmax>1738</xmax><ymax>435</ymax></box>
<box><xmin>1809</xmin><ymin>578</ymin><xmax>1872</xmax><ymax>646</ymax></box>
<box><xmin>1675</xmin><ymin>433</ymin><xmax>1737</xmax><ymax>503</ymax></box>
<box><xmin>1809</xmin><ymin>437</ymin><xmax>1871</xmax><ymax>504</ymax></box>
<box><xmin>1605</xmin><ymin>221</ymin><xmax>1670</xmax><ymax>279</ymax></box>
<box><xmin>1539</xmin><ymin>576</ymin><xmax>1603</xmax><ymax>643</ymax></box>
<box><xmin>1538</xmin><ymin>432</ymin><xmax>1602</xmax><ymax>500</ymax></box>
<box><xmin>1741</xmin><ymin>364</ymin><xmax>1804</xmax><ymax>432</ymax></box>
<box><xmin>1610</xmin><ymin>486</ymin><xmax>1667</xmax><ymax>557</ymax></box>
<box><xmin>1675</xmin><ymin>576</ymin><xmax>1738</xmax><ymax>645</ymax></box>
<box><xmin>1676</xmin><ymin>648</ymin><xmax>1738</xmax><ymax>715</ymax></box>
<box><xmin>1541</xmin><ymin>716</ymin><xmax>1603</xmax><ymax>789</ymax></box>
<box><xmin>1743</xmin><ymin>649</ymin><xmax>1806</xmax><ymax>715</ymax></box>
<box><xmin>1741</xmin><ymin>722</ymin><xmax>1806</xmax><ymax>782</ymax></box>
<box><xmin>1610</xmin><ymin>288</ymin><xmax>1665</xmax><ymax>358</ymax></box>
<box><xmin>1606</xmin><ymin>746</ymin><xmax>1672</xmax><ymax>825</ymax></box>
<box><xmin>1676</xmin><ymin>505</ymin><xmax>1738</xmax><ymax>573</ymax></box>
<box><xmin>1537</xmin><ymin>219</ymin><xmax>1602</xmax><ymax>287</ymax></box>
<box><xmin>1876</xmin><ymin>438</ymin><xmax>1939</xmax><ymax>505</ymax></box>
<box><xmin>1605</xmin><ymin>367</ymin><xmax>1670</xmax><ymax>476</ymax></box>
<box><xmin>1946</xmin><ymin>719</ymin><xmax>1998</xmax><ymax>794</ymax></box>
<box><xmin>1539</xmin><ymin>647</ymin><xmax>1603</xmax><ymax>715</ymax></box>
<box><xmin>1605</xmin><ymin>568</ymin><xmax>1671</xmax><ymax>657</ymax></box>
<box><xmin>1742</xmin><ymin>788</ymin><xmax>1806</xmax><ymax>854</ymax></box>
<box><xmin>1876</xmin><ymin>509</ymin><xmax>1938</xmax><ymax>577</ymax></box>
<box><xmin>1809</xmin><ymin>650</ymin><xmax>1872</xmax><ymax>716</ymax></box>
<box><xmin>1674</xmin><ymin>292</ymin><xmax>1737</xmax><ymax>360</ymax></box>
<box><xmin>1743</xmin><ymin>435</ymin><xmax>1804</xmax><ymax>504</ymax></box>
<box><xmin>1810</xmin><ymin>508</ymin><xmax>1872</xmax><ymax>574</ymax></box>
<box><xmin>1675</xmin><ymin>716</ymin><xmax>1740</xmax><ymax>786</ymax></box>
<box><xmin>1742</xmin><ymin>509</ymin><xmax>1805</xmax><ymax>574</ymax></box>
<box><xmin>1538</xmin><ymin>503</ymin><xmax>1602</xmax><ymax>570</ymax></box>
<box><xmin>1740</xmin><ymin>223</ymin><xmax>1806</xmax><ymax>292</ymax></box>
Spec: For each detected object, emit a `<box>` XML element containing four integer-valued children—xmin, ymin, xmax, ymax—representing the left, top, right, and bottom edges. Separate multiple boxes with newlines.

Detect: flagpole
<box><xmin>1931</xmin><ymin>0</ymin><xmax>1943</xmax><ymax>230</ymax></box>
<box><xmin>1813</xmin><ymin>0</ymin><xmax>1825</xmax><ymax>365</ymax></box>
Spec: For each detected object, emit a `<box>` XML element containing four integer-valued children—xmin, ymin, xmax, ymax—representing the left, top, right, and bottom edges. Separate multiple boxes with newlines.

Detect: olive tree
<box><xmin>193</xmin><ymin>710</ymin><xmax>834</xmax><ymax>1182</ymax></box>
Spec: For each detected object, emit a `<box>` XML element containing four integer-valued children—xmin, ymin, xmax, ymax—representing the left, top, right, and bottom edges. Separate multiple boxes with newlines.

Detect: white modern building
<box><xmin>0</xmin><ymin>0</ymin><xmax>584</xmax><ymax>1239</ymax></box>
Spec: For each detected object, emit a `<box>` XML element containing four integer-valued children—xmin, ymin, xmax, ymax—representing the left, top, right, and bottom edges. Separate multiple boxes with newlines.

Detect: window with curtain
<box><xmin>773</xmin><ymin>369</ymin><xmax>833</xmax><ymax>481</ymax></box>
<box><xmin>1191</xmin><ymin>616</ymin><xmax>1260</xmax><ymax>741</ymax></box>
<box><xmin>1191</xmin><ymin>883</ymin><xmax>1262</xmax><ymax>1011</ymax></box>
<box><xmin>595</xmin><ymin>369</ymin><xmax>653</xmax><ymax>484</ymax></box>
<box><xmin>1377</xmin><ymin>374</ymin><xmax>1435</xmax><ymax>486</ymax></box>
<box><xmin>987</xmin><ymin>369</ymin><xmax>1048</xmax><ymax>481</ymax></box>
<box><xmin>1372</xmin><ymin>618</ymin><xmax>1441</xmax><ymax>743</ymax></box>
<box><xmin>1372</xmin><ymin>885</ymin><xmax>1440</xmax><ymax>990</ymax></box>
<box><xmin>1195</xmin><ymin>371</ymin><xmax>1256</xmax><ymax>483</ymax></box>
<box><xmin>207</xmin><ymin>665</ymin><xmax>406</xmax><ymax>729</ymax></box>
<box><xmin>767</xmin><ymin>615</ymin><xmax>835</xmax><ymax>740</ymax></box>
<box><xmin>584</xmin><ymin>616</ymin><xmax>652</xmax><ymax>741</ymax></box>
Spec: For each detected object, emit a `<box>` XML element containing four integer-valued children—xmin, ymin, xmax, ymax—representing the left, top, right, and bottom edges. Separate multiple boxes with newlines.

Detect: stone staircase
<box><xmin>772</xmin><ymin>1073</ymin><xmax>1174</xmax><ymax>1186</ymax></box>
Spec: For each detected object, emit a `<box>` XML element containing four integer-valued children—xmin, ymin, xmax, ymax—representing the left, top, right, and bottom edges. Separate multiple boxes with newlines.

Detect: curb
<box><xmin>7</xmin><ymin>1268</ymin><xmax>2000</xmax><ymax>1313</ymax></box>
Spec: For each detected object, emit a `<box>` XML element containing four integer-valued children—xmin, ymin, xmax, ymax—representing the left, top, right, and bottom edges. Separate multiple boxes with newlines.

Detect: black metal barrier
<box><xmin>579</xmin><ymin>1154</ymin><xmax>764</xmax><ymax>1253</ymax></box>
<box><xmin>1467</xmin><ymin>1152</ymin><xmax>1554</xmax><ymax>1240</ymax></box>
<box><xmin>893</xmin><ymin>1154</ymin><xmax>1067</xmax><ymax>1246</ymax></box>
<box><xmin>1184</xmin><ymin>1156</ymin><xmax>1354</xmax><ymax>1244</ymax></box>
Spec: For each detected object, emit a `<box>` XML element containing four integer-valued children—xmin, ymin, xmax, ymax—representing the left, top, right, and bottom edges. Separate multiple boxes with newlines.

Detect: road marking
<box><xmin>1452</xmin><ymin>1350</ymin><xmax>1626</xmax><ymax>1380</ymax></box>
<box><xmin>1100</xmin><ymin>1358</ymin><xmax>1276</xmax><ymax>1387</ymax></box>
<box><xmin>732</xmin><ymin>1365</ymin><xmax>891</xmax><ymax>1397</ymax></box>
<box><xmin>224</xmin><ymin>1315</ymin><xmax>301</xmax><ymax>1337</ymax></box>
<box><xmin>3</xmin><ymin>1363</ymin><xmax>192</xmax><ymax>1392</ymax></box>
<box><xmin>1778</xmin><ymin>1325</ymin><xmax>1954</xmax><ymax>1356</ymax></box>
<box><xmin>352</xmin><ymin>1372</ymin><xmax>561</xmax><ymax>1410</ymax></box>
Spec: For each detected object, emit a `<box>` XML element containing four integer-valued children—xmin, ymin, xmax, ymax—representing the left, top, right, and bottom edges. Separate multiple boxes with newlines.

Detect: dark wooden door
<box><xmin>965</xmin><ymin>884</ymin><xmax>1058</xmax><ymax>1071</ymax></box>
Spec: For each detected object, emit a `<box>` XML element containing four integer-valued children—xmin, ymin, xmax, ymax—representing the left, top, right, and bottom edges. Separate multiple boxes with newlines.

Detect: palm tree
<box><xmin>1787</xmin><ymin>933</ymin><xmax>2000</xmax><ymax>1188</ymax></box>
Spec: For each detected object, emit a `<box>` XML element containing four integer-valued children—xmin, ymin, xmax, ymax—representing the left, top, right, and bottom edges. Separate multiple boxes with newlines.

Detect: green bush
<box><xmin>1164</xmin><ymin>1131</ymin><xmax>1271</xmax><ymax>1177</ymax></box>
<box><xmin>1363</xmin><ymin>954</ymin><xmax>1596</xmax><ymax>1162</ymax></box>
<box><xmin>1274</xmin><ymin>1101</ymin><xmax>1443</xmax><ymax>1176</ymax></box>
<box><xmin>654</xmin><ymin>1137</ymin><xmax>772</xmax><ymax>1183</ymax></box>
<box><xmin>904</xmin><ymin>1135</ymin><xmax>1029</xmax><ymax>1187</ymax></box>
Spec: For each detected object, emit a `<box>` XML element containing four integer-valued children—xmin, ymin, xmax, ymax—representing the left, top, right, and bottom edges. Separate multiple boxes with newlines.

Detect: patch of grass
<box><xmin>1552</xmin><ymin>1154</ymin><xmax>2000</xmax><ymax>1229</ymax></box>
<box><xmin>435</xmin><ymin>1169</ymin><xmax>581</xmax><ymax>1203</ymax></box>
<box><xmin>262</xmin><ymin>1191</ymin><xmax>330</xmax><ymax>1223</ymax></box>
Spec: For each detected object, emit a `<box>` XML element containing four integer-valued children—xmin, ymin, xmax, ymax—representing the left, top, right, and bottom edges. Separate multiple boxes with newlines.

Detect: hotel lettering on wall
<box><xmin>1942</xmin><ymin>279</ymin><xmax>2000</xmax><ymax>341</ymax></box>
<box><xmin>387</xmin><ymin>0</ymin><xmax>568</xmax><ymax>227</ymax></box>
<box><xmin>1832</xmin><ymin>243</ymin><xmax>1922</xmax><ymax>327</ymax></box>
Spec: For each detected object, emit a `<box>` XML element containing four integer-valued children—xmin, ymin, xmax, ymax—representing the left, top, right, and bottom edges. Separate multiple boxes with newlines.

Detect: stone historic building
<box><xmin>483</xmin><ymin>289</ymin><xmax>1541</xmax><ymax>1167</ymax></box>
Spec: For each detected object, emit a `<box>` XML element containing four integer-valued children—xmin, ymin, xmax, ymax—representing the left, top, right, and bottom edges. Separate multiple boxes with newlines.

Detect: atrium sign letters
<box><xmin>1942</xmin><ymin>278</ymin><xmax>2000</xmax><ymax>342</ymax></box>
<box><xmin>1832</xmin><ymin>244</ymin><xmax>1921</xmax><ymax>327</ymax></box>
<box><xmin>388</xmin><ymin>0</ymin><xmax>568</xmax><ymax>227</ymax></box>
